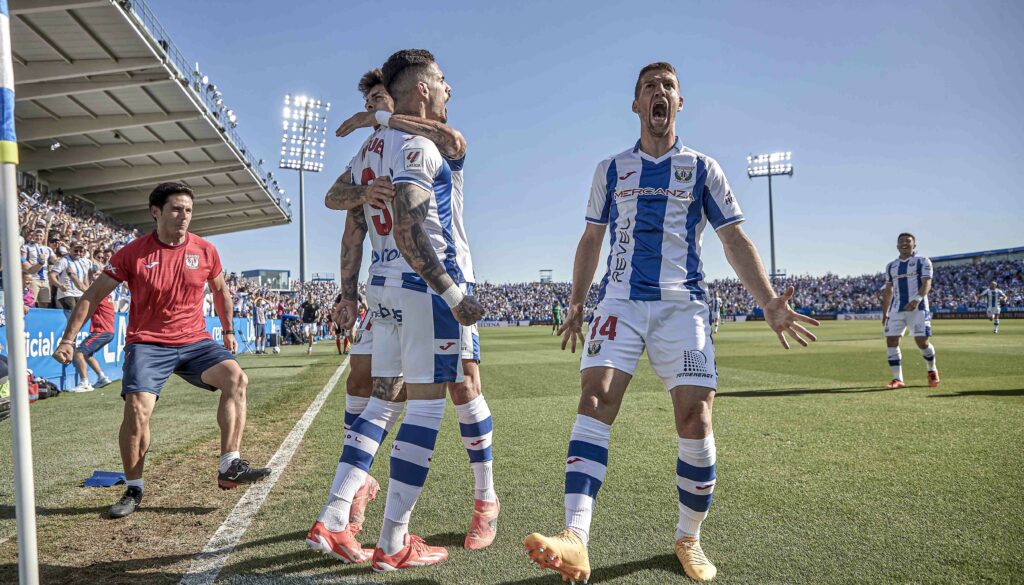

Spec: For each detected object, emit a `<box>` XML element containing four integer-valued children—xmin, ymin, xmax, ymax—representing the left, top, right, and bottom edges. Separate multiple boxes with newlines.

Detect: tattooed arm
<box><xmin>324</xmin><ymin>169</ymin><xmax>396</xmax><ymax>211</ymax></box>
<box><xmin>335</xmin><ymin>113</ymin><xmax>467</xmax><ymax>160</ymax></box>
<box><xmin>332</xmin><ymin>207</ymin><xmax>367</xmax><ymax>329</ymax></box>
<box><xmin>391</xmin><ymin>182</ymin><xmax>484</xmax><ymax>326</ymax></box>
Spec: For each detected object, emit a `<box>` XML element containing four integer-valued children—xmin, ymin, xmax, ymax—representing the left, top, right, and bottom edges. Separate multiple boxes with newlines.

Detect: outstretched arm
<box><xmin>718</xmin><ymin>223</ymin><xmax>818</xmax><ymax>349</ymax></box>
<box><xmin>391</xmin><ymin>182</ymin><xmax>483</xmax><ymax>325</ymax></box>
<box><xmin>51</xmin><ymin>274</ymin><xmax>119</xmax><ymax>364</ymax></box>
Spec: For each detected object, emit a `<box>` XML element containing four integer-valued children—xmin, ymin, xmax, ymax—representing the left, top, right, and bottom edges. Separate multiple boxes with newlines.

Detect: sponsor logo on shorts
<box><xmin>673</xmin><ymin>165</ymin><xmax>694</xmax><ymax>182</ymax></box>
<box><xmin>185</xmin><ymin>254</ymin><xmax>200</xmax><ymax>270</ymax></box>
<box><xmin>587</xmin><ymin>340</ymin><xmax>602</xmax><ymax>356</ymax></box>
<box><xmin>676</xmin><ymin>350</ymin><xmax>713</xmax><ymax>379</ymax></box>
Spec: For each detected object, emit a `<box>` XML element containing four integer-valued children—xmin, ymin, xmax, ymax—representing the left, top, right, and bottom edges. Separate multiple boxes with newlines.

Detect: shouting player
<box><xmin>982</xmin><ymin>281</ymin><xmax>1008</xmax><ymax>334</ymax></box>
<box><xmin>522</xmin><ymin>62</ymin><xmax>819</xmax><ymax>583</ymax></box>
<box><xmin>881</xmin><ymin>233</ymin><xmax>940</xmax><ymax>389</ymax></box>
<box><xmin>52</xmin><ymin>182</ymin><xmax>271</xmax><ymax>519</ymax></box>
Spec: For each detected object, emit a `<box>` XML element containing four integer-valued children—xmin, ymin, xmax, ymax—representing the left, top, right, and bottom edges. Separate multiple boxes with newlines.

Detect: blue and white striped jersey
<box><xmin>982</xmin><ymin>288</ymin><xmax>1006</xmax><ymax>310</ymax></box>
<box><xmin>347</xmin><ymin>127</ymin><xmax>467</xmax><ymax>292</ymax></box>
<box><xmin>586</xmin><ymin>139</ymin><xmax>743</xmax><ymax>302</ymax></box>
<box><xmin>884</xmin><ymin>255</ymin><xmax>933</xmax><ymax>312</ymax></box>
<box><xmin>51</xmin><ymin>256</ymin><xmax>92</xmax><ymax>297</ymax></box>
<box><xmin>20</xmin><ymin>242</ymin><xmax>51</xmax><ymax>280</ymax></box>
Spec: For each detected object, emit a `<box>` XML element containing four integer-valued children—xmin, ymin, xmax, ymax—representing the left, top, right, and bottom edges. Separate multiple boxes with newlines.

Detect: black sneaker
<box><xmin>109</xmin><ymin>486</ymin><xmax>143</xmax><ymax>518</ymax></box>
<box><xmin>218</xmin><ymin>458</ymin><xmax>272</xmax><ymax>489</ymax></box>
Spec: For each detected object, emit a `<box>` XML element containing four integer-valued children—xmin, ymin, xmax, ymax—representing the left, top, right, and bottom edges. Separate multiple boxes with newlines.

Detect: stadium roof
<box><xmin>930</xmin><ymin>246</ymin><xmax>1024</xmax><ymax>263</ymax></box>
<box><xmin>10</xmin><ymin>0</ymin><xmax>290</xmax><ymax>236</ymax></box>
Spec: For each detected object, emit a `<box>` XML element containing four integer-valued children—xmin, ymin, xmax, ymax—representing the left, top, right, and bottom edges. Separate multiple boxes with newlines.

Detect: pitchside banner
<box><xmin>0</xmin><ymin>308</ymin><xmax>276</xmax><ymax>386</ymax></box>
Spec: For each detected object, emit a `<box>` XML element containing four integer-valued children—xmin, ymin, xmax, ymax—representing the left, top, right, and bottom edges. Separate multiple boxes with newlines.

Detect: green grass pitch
<box><xmin>2</xmin><ymin>320</ymin><xmax>1022</xmax><ymax>584</ymax></box>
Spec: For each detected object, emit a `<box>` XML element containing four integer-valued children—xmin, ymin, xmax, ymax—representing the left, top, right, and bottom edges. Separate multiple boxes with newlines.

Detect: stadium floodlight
<box><xmin>746</xmin><ymin>151</ymin><xmax>794</xmax><ymax>279</ymax></box>
<box><xmin>280</xmin><ymin>93</ymin><xmax>331</xmax><ymax>282</ymax></box>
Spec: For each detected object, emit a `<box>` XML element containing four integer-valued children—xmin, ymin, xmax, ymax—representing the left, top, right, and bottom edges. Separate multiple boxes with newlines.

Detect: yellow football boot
<box><xmin>675</xmin><ymin>536</ymin><xmax>717</xmax><ymax>582</ymax></box>
<box><xmin>524</xmin><ymin>529</ymin><xmax>591</xmax><ymax>584</ymax></box>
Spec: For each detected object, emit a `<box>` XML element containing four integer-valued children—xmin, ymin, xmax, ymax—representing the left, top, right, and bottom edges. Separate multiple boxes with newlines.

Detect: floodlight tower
<box><xmin>280</xmin><ymin>94</ymin><xmax>330</xmax><ymax>282</ymax></box>
<box><xmin>746</xmin><ymin>151</ymin><xmax>793</xmax><ymax>279</ymax></box>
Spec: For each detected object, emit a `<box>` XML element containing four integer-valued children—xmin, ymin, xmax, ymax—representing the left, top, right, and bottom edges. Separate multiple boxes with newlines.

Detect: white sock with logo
<box><xmin>887</xmin><ymin>348</ymin><xmax>903</xmax><ymax>381</ymax></box>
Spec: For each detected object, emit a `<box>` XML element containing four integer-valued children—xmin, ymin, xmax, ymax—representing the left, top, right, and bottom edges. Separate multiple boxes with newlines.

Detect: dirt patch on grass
<box><xmin>0</xmin><ymin>360</ymin><xmax>341</xmax><ymax>584</ymax></box>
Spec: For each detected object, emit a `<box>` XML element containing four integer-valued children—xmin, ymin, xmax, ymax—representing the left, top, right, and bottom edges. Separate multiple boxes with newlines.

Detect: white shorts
<box><xmin>987</xmin><ymin>308</ymin><xmax>1001</xmax><ymax>318</ymax></box>
<box><xmin>462</xmin><ymin>324</ymin><xmax>480</xmax><ymax>362</ymax></box>
<box><xmin>302</xmin><ymin>323</ymin><xmax>317</xmax><ymax>335</ymax></box>
<box><xmin>885</xmin><ymin>310</ymin><xmax>932</xmax><ymax>337</ymax></box>
<box><xmin>370</xmin><ymin>285</ymin><xmax>464</xmax><ymax>384</ymax></box>
<box><xmin>580</xmin><ymin>298</ymin><xmax>717</xmax><ymax>391</ymax></box>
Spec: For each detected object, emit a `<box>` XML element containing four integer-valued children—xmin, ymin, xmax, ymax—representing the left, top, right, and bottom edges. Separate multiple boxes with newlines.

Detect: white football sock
<box><xmin>887</xmin><ymin>347</ymin><xmax>903</xmax><ymax>380</ymax></box>
<box><xmin>455</xmin><ymin>395</ymin><xmax>496</xmax><ymax>502</ymax></box>
<box><xmin>676</xmin><ymin>435</ymin><xmax>717</xmax><ymax>540</ymax></box>
<box><xmin>219</xmin><ymin>451</ymin><xmax>240</xmax><ymax>474</ymax></box>
<box><xmin>919</xmin><ymin>344</ymin><xmax>936</xmax><ymax>372</ymax></box>
<box><xmin>564</xmin><ymin>414</ymin><xmax>611</xmax><ymax>547</ymax></box>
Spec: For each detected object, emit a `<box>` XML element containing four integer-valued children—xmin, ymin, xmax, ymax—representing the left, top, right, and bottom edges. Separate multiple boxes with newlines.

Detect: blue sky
<box><xmin>157</xmin><ymin>0</ymin><xmax>1024</xmax><ymax>283</ymax></box>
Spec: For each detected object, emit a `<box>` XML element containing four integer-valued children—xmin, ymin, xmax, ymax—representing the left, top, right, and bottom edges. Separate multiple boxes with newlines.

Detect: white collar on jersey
<box><xmin>632</xmin><ymin>137</ymin><xmax>684</xmax><ymax>163</ymax></box>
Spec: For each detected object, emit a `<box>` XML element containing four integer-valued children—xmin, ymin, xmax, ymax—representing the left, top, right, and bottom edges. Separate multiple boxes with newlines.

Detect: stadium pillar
<box><xmin>0</xmin><ymin>1</ymin><xmax>41</xmax><ymax>583</ymax></box>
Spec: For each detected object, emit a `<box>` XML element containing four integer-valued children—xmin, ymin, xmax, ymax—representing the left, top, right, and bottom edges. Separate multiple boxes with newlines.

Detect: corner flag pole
<box><xmin>0</xmin><ymin>1</ymin><xmax>40</xmax><ymax>584</ymax></box>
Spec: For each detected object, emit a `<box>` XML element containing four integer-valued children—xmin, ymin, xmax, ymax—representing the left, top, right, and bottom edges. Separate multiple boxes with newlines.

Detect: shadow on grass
<box><xmin>717</xmin><ymin>386</ymin><xmax>889</xmax><ymax>398</ymax></box>
<box><xmin>0</xmin><ymin>504</ymin><xmax>216</xmax><ymax>519</ymax></box>
<box><xmin>0</xmin><ymin>530</ymin><xmax>323</xmax><ymax>585</ymax></box>
<box><xmin>928</xmin><ymin>388</ymin><xmax>1024</xmax><ymax>398</ymax></box>
<box><xmin>496</xmin><ymin>552</ymin><xmax>678</xmax><ymax>584</ymax></box>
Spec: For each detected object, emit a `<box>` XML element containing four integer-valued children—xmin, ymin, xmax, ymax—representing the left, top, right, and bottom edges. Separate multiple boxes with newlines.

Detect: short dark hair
<box><xmin>634</xmin><ymin>62</ymin><xmax>678</xmax><ymax>99</ymax></box>
<box><xmin>358</xmin><ymin>68</ymin><xmax>384</xmax><ymax>97</ymax></box>
<box><xmin>149</xmin><ymin>181</ymin><xmax>194</xmax><ymax>212</ymax></box>
<box><xmin>381</xmin><ymin>49</ymin><xmax>436</xmax><ymax>98</ymax></box>
<box><xmin>897</xmin><ymin>232</ymin><xmax>916</xmax><ymax>242</ymax></box>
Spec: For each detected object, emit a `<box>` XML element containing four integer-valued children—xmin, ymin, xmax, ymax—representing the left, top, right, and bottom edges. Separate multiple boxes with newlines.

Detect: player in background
<box><xmin>982</xmin><ymin>281</ymin><xmax>1008</xmax><ymax>334</ymax></box>
<box><xmin>299</xmin><ymin>296</ymin><xmax>320</xmax><ymax>354</ymax></box>
<box><xmin>552</xmin><ymin>300</ymin><xmax>563</xmax><ymax>334</ymax></box>
<box><xmin>709</xmin><ymin>289</ymin><xmax>722</xmax><ymax>334</ymax></box>
<box><xmin>253</xmin><ymin>296</ymin><xmax>268</xmax><ymax>354</ymax></box>
<box><xmin>881</xmin><ymin>233</ymin><xmax>940</xmax><ymax>389</ymax></box>
<box><xmin>52</xmin><ymin>182</ymin><xmax>270</xmax><ymax>519</ymax></box>
<box><xmin>67</xmin><ymin>246</ymin><xmax>116</xmax><ymax>392</ymax></box>
<box><xmin>523</xmin><ymin>62</ymin><xmax>819</xmax><ymax>583</ymax></box>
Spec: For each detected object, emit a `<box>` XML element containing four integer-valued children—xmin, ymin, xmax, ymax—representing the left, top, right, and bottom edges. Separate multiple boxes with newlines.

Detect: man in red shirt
<box><xmin>53</xmin><ymin>182</ymin><xmax>271</xmax><ymax>519</ymax></box>
<box><xmin>67</xmin><ymin>247</ymin><xmax>116</xmax><ymax>393</ymax></box>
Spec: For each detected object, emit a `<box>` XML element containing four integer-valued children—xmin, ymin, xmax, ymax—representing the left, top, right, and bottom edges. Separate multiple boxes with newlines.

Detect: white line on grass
<box><xmin>179</xmin><ymin>359</ymin><xmax>349</xmax><ymax>585</ymax></box>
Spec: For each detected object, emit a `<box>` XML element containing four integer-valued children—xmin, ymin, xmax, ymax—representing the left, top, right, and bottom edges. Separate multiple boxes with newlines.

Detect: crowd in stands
<box><xmin>4</xmin><ymin>188</ymin><xmax>1021</xmax><ymax>325</ymax></box>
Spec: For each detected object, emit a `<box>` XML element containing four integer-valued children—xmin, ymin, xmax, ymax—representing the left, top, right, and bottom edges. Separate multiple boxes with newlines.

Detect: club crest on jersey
<box><xmin>185</xmin><ymin>253</ymin><xmax>200</xmax><ymax>270</ymax></box>
<box><xmin>587</xmin><ymin>340</ymin><xmax>602</xmax><ymax>357</ymax></box>
<box><xmin>674</xmin><ymin>165</ymin><xmax>694</xmax><ymax>182</ymax></box>
<box><xmin>405</xmin><ymin>148</ymin><xmax>423</xmax><ymax>170</ymax></box>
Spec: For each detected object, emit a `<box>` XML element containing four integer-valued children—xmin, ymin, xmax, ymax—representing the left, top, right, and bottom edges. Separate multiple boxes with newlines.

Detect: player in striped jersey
<box><xmin>981</xmin><ymin>281</ymin><xmax>1008</xmax><ymax>334</ymax></box>
<box><xmin>881</xmin><ymin>233</ymin><xmax>940</xmax><ymax>389</ymax></box>
<box><xmin>523</xmin><ymin>62</ymin><xmax>819</xmax><ymax>583</ymax></box>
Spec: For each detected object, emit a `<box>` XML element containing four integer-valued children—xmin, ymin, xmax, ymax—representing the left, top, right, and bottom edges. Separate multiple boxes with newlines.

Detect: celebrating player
<box><xmin>52</xmin><ymin>182</ymin><xmax>271</xmax><ymax>519</ymax></box>
<box><xmin>881</xmin><ymin>233</ymin><xmax>940</xmax><ymax>389</ymax></box>
<box><xmin>522</xmin><ymin>62</ymin><xmax>819</xmax><ymax>583</ymax></box>
<box><xmin>982</xmin><ymin>281</ymin><xmax>1008</xmax><ymax>334</ymax></box>
<box><xmin>309</xmin><ymin>52</ymin><xmax>489</xmax><ymax>571</ymax></box>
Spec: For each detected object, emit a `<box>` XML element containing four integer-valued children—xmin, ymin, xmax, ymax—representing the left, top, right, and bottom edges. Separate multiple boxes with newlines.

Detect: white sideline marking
<box><xmin>179</xmin><ymin>359</ymin><xmax>349</xmax><ymax>585</ymax></box>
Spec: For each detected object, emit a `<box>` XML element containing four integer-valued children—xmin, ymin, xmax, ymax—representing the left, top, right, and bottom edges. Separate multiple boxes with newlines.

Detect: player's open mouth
<box><xmin>651</xmin><ymin>101</ymin><xmax>668</xmax><ymax>124</ymax></box>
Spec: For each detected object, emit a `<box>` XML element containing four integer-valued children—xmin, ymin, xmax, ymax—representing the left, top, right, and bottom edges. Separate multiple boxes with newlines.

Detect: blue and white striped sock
<box><xmin>919</xmin><ymin>344</ymin><xmax>937</xmax><ymax>372</ymax></box>
<box><xmin>887</xmin><ymin>347</ymin><xmax>903</xmax><ymax>381</ymax></box>
<box><xmin>319</xmin><ymin>397</ymin><xmax>403</xmax><ymax>531</ymax></box>
<box><xmin>564</xmin><ymin>414</ymin><xmax>611</xmax><ymax>547</ymax></box>
<box><xmin>676</xmin><ymin>435</ymin><xmax>716</xmax><ymax>540</ymax></box>
<box><xmin>380</xmin><ymin>398</ymin><xmax>446</xmax><ymax>554</ymax></box>
<box><xmin>455</xmin><ymin>395</ymin><xmax>496</xmax><ymax>502</ymax></box>
<box><xmin>344</xmin><ymin>394</ymin><xmax>370</xmax><ymax>431</ymax></box>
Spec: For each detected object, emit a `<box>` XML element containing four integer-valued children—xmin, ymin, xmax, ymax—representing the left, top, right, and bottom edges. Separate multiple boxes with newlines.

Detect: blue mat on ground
<box><xmin>83</xmin><ymin>470</ymin><xmax>125</xmax><ymax>487</ymax></box>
